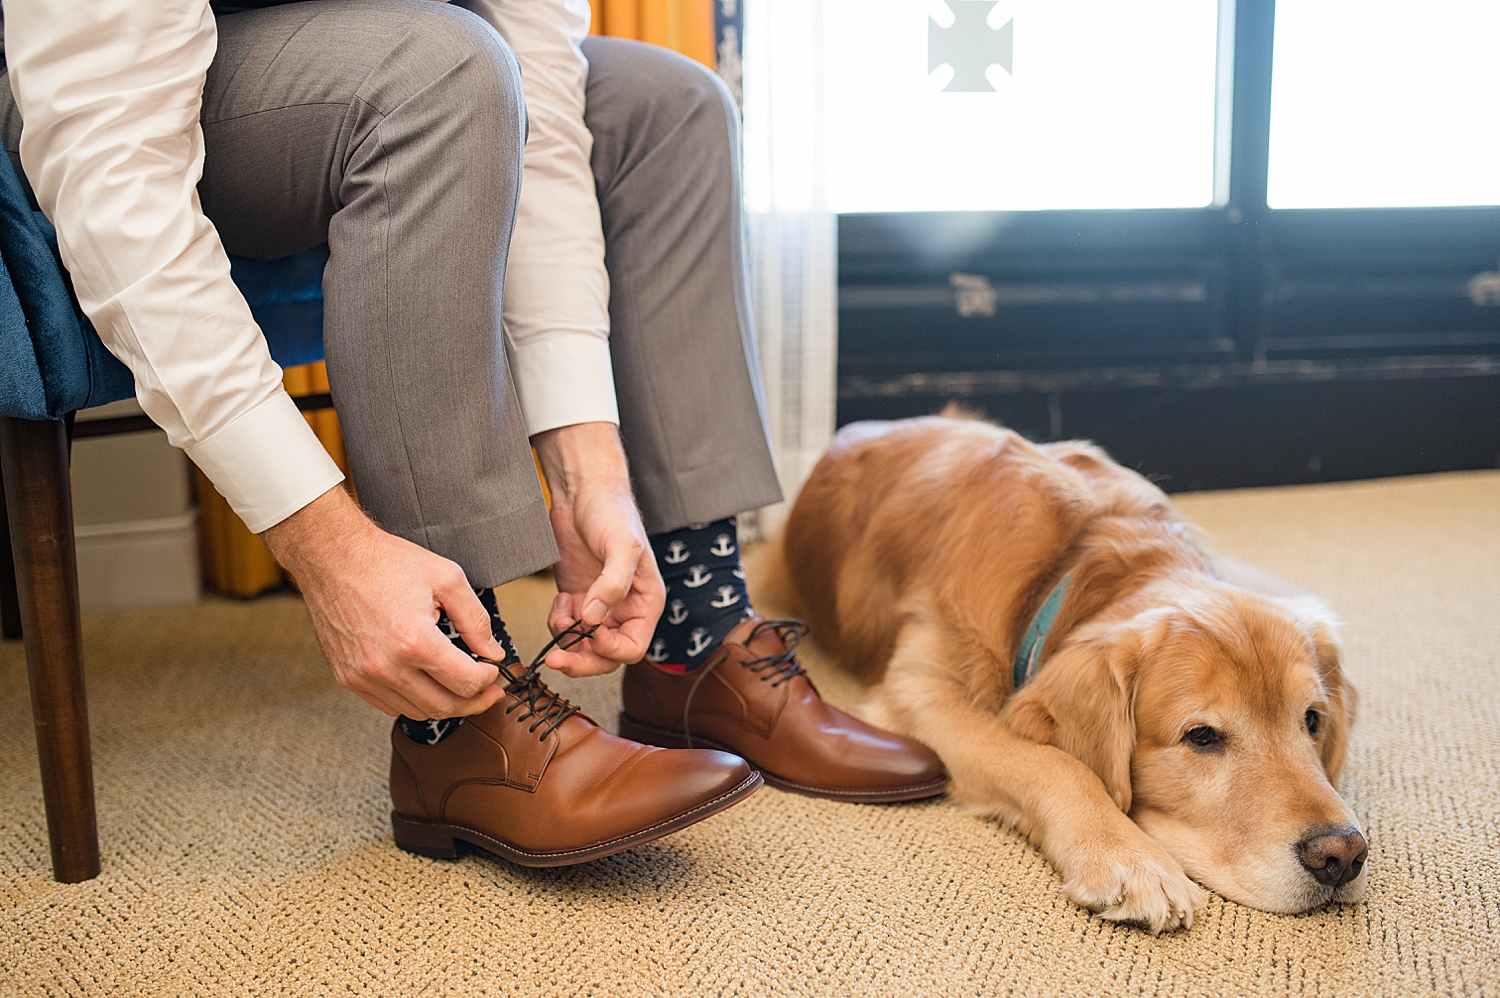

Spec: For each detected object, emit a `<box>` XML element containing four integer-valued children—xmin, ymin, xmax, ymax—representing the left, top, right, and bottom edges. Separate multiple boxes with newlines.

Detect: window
<box><xmin>1267</xmin><ymin>0</ymin><xmax>1500</xmax><ymax>209</ymax></box>
<box><xmin>824</xmin><ymin>0</ymin><xmax>1230</xmax><ymax>212</ymax></box>
<box><xmin>835</xmin><ymin>0</ymin><xmax>1500</xmax><ymax>490</ymax></box>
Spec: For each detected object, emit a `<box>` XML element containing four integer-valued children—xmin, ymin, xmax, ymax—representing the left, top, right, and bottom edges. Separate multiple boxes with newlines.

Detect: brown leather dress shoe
<box><xmin>619</xmin><ymin>617</ymin><xmax>948</xmax><ymax>803</ymax></box>
<box><xmin>390</xmin><ymin>656</ymin><xmax>761</xmax><ymax>868</ymax></box>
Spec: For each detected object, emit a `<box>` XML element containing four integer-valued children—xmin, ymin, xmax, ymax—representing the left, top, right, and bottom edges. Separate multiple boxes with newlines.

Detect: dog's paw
<box><xmin>1060</xmin><ymin>838</ymin><xmax>1206</xmax><ymax>934</ymax></box>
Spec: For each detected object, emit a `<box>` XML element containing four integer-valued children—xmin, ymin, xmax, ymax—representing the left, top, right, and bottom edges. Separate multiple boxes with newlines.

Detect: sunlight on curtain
<box><xmin>588</xmin><ymin>0</ymin><xmax>716</xmax><ymax>66</ymax></box>
<box><xmin>741</xmin><ymin>0</ymin><xmax>838</xmax><ymax>536</ymax></box>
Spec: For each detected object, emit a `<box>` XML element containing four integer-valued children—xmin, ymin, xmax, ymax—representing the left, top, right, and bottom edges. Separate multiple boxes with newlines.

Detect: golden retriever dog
<box><xmin>776</xmin><ymin>412</ymin><xmax>1367</xmax><ymax>932</ymax></box>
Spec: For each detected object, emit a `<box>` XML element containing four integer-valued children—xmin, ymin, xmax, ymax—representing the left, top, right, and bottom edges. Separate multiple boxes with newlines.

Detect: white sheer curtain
<box><xmin>739</xmin><ymin>0</ymin><xmax>838</xmax><ymax>537</ymax></box>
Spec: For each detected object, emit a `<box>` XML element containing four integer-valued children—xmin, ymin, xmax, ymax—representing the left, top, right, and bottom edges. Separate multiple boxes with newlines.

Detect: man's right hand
<box><xmin>263</xmin><ymin>486</ymin><xmax>508</xmax><ymax>720</ymax></box>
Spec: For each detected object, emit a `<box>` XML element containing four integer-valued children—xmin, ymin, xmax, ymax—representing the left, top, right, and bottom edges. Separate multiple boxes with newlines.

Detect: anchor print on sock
<box><xmin>685</xmin><ymin>627</ymin><xmax>714</xmax><ymax>658</ymax></box>
<box><xmin>648</xmin><ymin>517</ymin><xmax>753</xmax><ymax>668</ymax></box>
<box><xmin>399</xmin><ymin>711</ymin><xmax>465</xmax><ymax>745</ymax></box>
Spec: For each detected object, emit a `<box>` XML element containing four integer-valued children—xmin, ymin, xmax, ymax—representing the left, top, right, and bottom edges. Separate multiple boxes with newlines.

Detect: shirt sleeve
<box><xmin>4</xmin><ymin>0</ymin><xmax>344</xmax><ymax>534</ymax></box>
<box><xmin>461</xmin><ymin>0</ymin><xmax>619</xmax><ymax>436</ymax></box>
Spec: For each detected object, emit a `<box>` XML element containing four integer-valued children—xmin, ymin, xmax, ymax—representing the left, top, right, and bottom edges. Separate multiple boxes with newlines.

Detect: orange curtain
<box><xmin>589</xmin><ymin>0</ymin><xmax>716</xmax><ymax>67</ymax></box>
<box><xmin>198</xmin><ymin>1</ymin><xmax>717</xmax><ymax>598</ymax></box>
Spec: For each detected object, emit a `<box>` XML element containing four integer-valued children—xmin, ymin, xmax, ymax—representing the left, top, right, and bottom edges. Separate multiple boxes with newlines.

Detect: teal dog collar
<box><xmin>1012</xmin><ymin>574</ymin><xmax>1073</xmax><ymax>689</ymax></box>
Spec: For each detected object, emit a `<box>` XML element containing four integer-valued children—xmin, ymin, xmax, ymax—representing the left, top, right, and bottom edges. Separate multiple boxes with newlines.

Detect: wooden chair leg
<box><xmin>0</xmin><ymin>464</ymin><xmax>20</xmax><ymax>641</ymax></box>
<box><xmin>0</xmin><ymin>417</ymin><xmax>100</xmax><ymax>883</ymax></box>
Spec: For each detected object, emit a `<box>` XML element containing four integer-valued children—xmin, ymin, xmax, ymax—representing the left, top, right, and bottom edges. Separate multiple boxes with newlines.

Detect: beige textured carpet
<box><xmin>3</xmin><ymin>471</ymin><xmax>1499</xmax><ymax>996</ymax></box>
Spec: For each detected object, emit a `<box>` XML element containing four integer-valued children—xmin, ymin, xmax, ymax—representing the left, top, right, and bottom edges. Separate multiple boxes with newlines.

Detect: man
<box><xmin>3</xmin><ymin>0</ymin><xmax>945</xmax><ymax>867</ymax></box>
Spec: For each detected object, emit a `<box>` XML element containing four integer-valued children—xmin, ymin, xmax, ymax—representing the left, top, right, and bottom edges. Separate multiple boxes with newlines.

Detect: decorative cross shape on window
<box><xmin>929</xmin><ymin>1</ymin><xmax>1014</xmax><ymax>92</ymax></box>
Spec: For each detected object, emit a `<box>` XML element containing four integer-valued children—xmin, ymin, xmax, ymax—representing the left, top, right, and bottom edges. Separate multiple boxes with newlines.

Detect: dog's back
<box><xmin>783</xmin><ymin>415</ymin><xmax>1152</xmax><ymax>683</ymax></box>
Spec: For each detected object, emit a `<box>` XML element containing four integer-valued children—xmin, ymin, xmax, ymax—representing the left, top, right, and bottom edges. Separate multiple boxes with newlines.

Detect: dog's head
<box><xmin>1003</xmin><ymin>582</ymin><xmax>1366</xmax><ymax>913</ymax></box>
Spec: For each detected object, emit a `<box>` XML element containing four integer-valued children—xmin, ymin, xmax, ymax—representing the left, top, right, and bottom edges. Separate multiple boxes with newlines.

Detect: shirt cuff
<box><xmin>506</xmin><ymin>330</ymin><xmax>620</xmax><ymax>436</ymax></box>
<box><xmin>185</xmin><ymin>391</ymin><xmax>346</xmax><ymax>534</ymax></box>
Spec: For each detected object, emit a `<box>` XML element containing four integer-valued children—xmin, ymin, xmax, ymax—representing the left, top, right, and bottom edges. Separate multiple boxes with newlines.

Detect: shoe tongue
<box><xmin>742</xmin><ymin>621</ymin><xmax>790</xmax><ymax>656</ymax></box>
<box><xmin>496</xmin><ymin>660</ymin><xmax>598</xmax><ymax>732</ymax></box>
<box><xmin>726</xmin><ymin>615</ymin><xmax>771</xmax><ymax>649</ymax></box>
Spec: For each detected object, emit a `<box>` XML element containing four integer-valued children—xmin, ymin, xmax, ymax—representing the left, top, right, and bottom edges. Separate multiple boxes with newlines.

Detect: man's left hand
<box><xmin>532</xmin><ymin>422</ymin><xmax>664</xmax><ymax>676</ymax></box>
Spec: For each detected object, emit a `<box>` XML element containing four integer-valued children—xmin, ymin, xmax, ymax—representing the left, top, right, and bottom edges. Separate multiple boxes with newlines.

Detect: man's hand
<box><xmin>532</xmin><ymin>422</ymin><xmax>664</xmax><ymax>676</ymax></box>
<box><xmin>263</xmin><ymin>486</ymin><xmax>508</xmax><ymax>719</ymax></box>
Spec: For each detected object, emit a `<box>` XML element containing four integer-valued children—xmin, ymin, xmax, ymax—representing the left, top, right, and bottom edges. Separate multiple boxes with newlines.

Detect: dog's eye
<box><xmin>1183</xmin><ymin>726</ymin><xmax>1223</xmax><ymax>751</ymax></box>
<box><xmin>1306</xmin><ymin>709</ymin><xmax>1321</xmax><ymax>737</ymax></box>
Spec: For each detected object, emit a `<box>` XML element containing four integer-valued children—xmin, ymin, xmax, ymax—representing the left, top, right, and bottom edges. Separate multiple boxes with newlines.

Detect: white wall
<box><xmin>70</xmin><ymin>400</ymin><xmax>200</xmax><ymax>613</ymax></box>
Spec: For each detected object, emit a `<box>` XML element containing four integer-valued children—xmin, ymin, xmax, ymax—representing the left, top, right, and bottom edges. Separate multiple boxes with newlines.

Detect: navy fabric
<box><xmin>0</xmin><ymin>147</ymin><xmax>328</xmax><ymax>420</ymax></box>
<box><xmin>230</xmin><ymin>244</ymin><xmax>328</xmax><ymax>371</ymax></box>
<box><xmin>0</xmin><ymin>143</ymin><xmax>130</xmax><ymax>418</ymax></box>
<box><xmin>0</xmin><ymin>236</ymin><xmax>48</xmax><ymax>419</ymax></box>
<box><xmin>647</xmin><ymin>518</ymin><xmax>754</xmax><ymax>669</ymax></box>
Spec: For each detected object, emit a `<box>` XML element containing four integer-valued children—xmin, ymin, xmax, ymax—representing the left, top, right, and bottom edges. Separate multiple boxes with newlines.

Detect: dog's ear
<box><xmin>1285</xmin><ymin>598</ymin><xmax>1355</xmax><ymax>785</ymax></box>
<box><xmin>1002</xmin><ymin>618</ymin><xmax>1154</xmax><ymax>813</ymax></box>
<box><xmin>1317</xmin><ymin>630</ymin><xmax>1356</xmax><ymax>785</ymax></box>
<box><xmin>1273</xmin><ymin>595</ymin><xmax>1354</xmax><ymax>783</ymax></box>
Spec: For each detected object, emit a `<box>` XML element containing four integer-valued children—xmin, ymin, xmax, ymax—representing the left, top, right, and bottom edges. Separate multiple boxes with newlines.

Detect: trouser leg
<box><xmin>581</xmin><ymin>37</ymin><xmax>783</xmax><ymax>534</ymax></box>
<box><xmin>197</xmin><ymin>0</ymin><xmax>554</xmax><ymax>587</ymax></box>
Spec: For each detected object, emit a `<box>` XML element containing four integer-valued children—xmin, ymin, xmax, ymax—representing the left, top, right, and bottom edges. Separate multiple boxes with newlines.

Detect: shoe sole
<box><xmin>391</xmin><ymin>768</ymin><xmax>763</xmax><ymax>868</ymax></box>
<box><xmin>617</xmin><ymin>711</ymin><xmax>949</xmax><ymax>804</ymax></box>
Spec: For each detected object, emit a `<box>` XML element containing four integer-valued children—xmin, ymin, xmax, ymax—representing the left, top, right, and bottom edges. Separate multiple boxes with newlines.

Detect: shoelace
<box><xmin>681</xmin><ymin>618</ymin><xmax>809</xmax><ymax>748</ymax></box>
<box><xmin>485</xmin><ymin>620</ymin><xmax>597</xmax><ymax>742</ymax></box>
<box><xmin>740</xmin><ymin>618</ymin><xmax>810</xmax><ymax>686</ymax></box>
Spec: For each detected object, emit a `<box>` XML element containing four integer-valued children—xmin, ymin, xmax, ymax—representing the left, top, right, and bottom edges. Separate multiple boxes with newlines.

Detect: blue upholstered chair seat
<box><xmin>0</xmin><ymin>148</ymin><xmax>328</xmax><ymax>421</ymax></box>
<box><xmin>228</xmin><ymin>243</ymin><xmax>330</xmax><ymax>374</ymax></box>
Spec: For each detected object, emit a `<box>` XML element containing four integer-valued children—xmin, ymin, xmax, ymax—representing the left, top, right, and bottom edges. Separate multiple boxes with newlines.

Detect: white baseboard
<box><xmin>74</xmin><ymin>513</ymin><xmax>201</xmax><ymax>613</ymax></box>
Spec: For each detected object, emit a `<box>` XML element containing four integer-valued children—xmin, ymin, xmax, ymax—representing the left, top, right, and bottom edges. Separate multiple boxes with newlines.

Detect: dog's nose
<box><xmin>1296</xmin><ymin>826</ymin><xmax>1368</xmax><ymax>887</ymax></box>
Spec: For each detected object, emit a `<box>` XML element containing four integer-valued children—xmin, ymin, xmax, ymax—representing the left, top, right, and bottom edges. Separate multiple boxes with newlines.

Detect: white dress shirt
<box><xmin>4</xmin><ymin>0</ymin><xmax>615</xmax><ymax>534</ymax></box>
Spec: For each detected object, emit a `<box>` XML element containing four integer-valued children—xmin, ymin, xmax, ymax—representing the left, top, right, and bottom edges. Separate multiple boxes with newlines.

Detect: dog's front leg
<box><xmin>872</xmin><ymin>624</ymin><xmax>1205</xmax><ymax>933</ymax></box>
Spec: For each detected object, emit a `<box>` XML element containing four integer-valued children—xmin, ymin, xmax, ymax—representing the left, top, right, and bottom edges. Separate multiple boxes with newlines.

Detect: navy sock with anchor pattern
<box><xmin>646</xmin><ymin>518</ymin><xmax>754</xmax><ymax>671</ymax></box>
<box><xmin>396</xmin><ymin>586</ymin><xmax>519</xmax><ymax>745</ymax></box>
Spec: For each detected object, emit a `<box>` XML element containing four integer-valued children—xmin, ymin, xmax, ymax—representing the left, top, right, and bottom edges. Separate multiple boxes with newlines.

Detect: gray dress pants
<box><xmin>3</xmin><ymin>0</ymin><xmax>782</xmax><ymax>589</ymax></box>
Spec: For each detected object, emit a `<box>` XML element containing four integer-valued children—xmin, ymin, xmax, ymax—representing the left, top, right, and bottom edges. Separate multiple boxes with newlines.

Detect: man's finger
<box><xmin>545</xmin><ymin>646</ymin><xmax>621</xmax><ymax>677</ymax></box>
<box><xmin>392</xmin><ymin>672</ymin><xmax>463</xmax><ymax>720</ymax></box>
<box><xmin>580</xmin><ymin>536</ymin><xmax>642</xmax><ymax>625</ymax></box>
<box><xmin>400</xmin><ymin>672</ymin><xmax>506</xmax><ymax>719</ymax></box>
<box><xmin>543</xmin><ymin>611</ymin><xmax>652</xmax><ymax>674</ymax></box>
<box><xmin>583</xmin><ymin>616</ymin><xmax>652</xmax><ymax>665</ymax></box>
<box><xmin>449</xmin><ymin>682</ymin><xmax>508</xmax><ymax>717</ymax></box>
<box><xmin>416</xmin><ymin>628</ymin><xmax>503</xmax><ymax>701</ymax></box>
<box><xmin>401</xmin><ymin>646</ymin><xmax>508</xmax><ymax>718</ymax></box>
<box><xmin>348</xmin><ymin>676</ymin><xmax>431</xmax><ymax>721</ymax></box>
<box><xmin>352</xmin><ymin>687</ymin><xmax>403</xmax><ymax>717</ymax></box>
<box><xmin>434</xmin><ymin>570</ymin><xmax>505</xmax><ymax>661</ymax></box>
<box><xmin>547</xmin><ymin>592</ymin><xmax>576</xmax><ymax>637</ymax></box>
